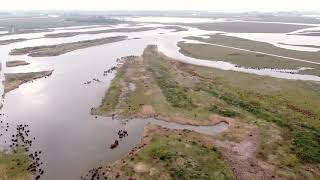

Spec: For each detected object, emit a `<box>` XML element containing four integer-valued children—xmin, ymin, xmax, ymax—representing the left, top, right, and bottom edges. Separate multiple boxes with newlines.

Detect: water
<box><xmin>0</xmin><ymin>21</ymin><xmax>319</xmax><ymax>179</ymax></box>
<box><xmin>226</xmin><ymin>32</ymin><xmax>320</xmax><ymax>52</ymax></box>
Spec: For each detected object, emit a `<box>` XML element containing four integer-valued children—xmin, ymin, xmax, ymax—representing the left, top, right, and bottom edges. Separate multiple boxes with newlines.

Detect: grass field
<box><xmin>97</xmin><ymin>45</ymin><xmax>320</xmax><ymax>179</ymax></box>
<box><xmin>4</xmin><ymin>70</ymin><xmax>53</xmax><ymax>93</ymax></box>
<box><xmin>178</xmin><ymin>21</ymin><xmax>311</xmax><ymax>33</ymax></box>
<box><xmin>10</xmin><ymin>36</ymin><xmax>127</xmax><ymax>57</ymax></box>
<box><xmin>0</xmin><ymin>15</ymin><xmax>123</xmax><ymax>35</ymax></box>
<box><xmin>186</xmin><ymin>34</ymin><xmax>320</xmax><ymax>63</ymax></box>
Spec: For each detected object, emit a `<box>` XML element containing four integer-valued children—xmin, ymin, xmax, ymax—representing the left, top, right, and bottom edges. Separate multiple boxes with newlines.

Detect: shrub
<box><xmin>209</xmin><ymin>105</ymin><xmax>239</xmax><ymax>117</ymax></box>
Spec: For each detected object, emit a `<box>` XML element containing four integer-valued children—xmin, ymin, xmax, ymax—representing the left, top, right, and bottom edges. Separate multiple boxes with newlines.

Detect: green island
<box><xmin>92</xmin><ymin>45</ymin><xmax>320</xmax><ymax>179</ymax></box>
<box><xmin>178</xmin><ymin>21</ymin><xmax>311</xmax><ymax>33</ymax></box>
<box><xmin>6</xmin><ymin>60</ymin><xmax>30</xmax><ymax>68</ymax></box>
<box><xmin>44</xmin><ymin>26</ymin><xmax>187</xmax><ymax>38</ymax></box>
<box><xmin>4</xmin><ymin>70</ymin><xmax>53</xmax><ymax>93</ymax></box>
<box><xmin>9</xmin><ymin>36</ymin><xmax>127</xmax><ymax>57</ymax></box>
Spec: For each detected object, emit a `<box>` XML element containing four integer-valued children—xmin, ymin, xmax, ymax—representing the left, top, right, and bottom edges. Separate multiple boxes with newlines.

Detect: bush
<box><xmin>150</xmin><ymin>146</ymin><xmax>176</xmax><ymax>161</ymax></box>
<box><xmin>209</xmin><ymin>105</ymin><xmax>239</xmax><ymax>117</ymax></box>
<box><xmin>293</xmin><ymin>129</ymin><xmax>320</xmax><ymax>163</ymax></box>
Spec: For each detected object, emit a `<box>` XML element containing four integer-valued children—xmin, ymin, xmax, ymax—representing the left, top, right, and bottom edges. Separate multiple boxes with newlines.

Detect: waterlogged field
<box><xmin>0</xmin><ymin>13</ymin><xmax>319</xmax><ymax>180</ymax></box>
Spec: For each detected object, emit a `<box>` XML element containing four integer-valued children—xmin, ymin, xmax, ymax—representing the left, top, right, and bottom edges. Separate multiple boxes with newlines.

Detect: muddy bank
<box><xmin>6</xmin><ymin>60</ymin><xmax>30</xmax><ymax>67</ymax></box>
<box><xmin>9</xmin><ymin>36</ymin><xmax>128</xmax><ymax>57</ymax></box>
<box><xmin>3</xmin><ymin>70</ymin><xmax>53</xmax><ymax>93</ymax></box>
<box><xmin>44</xmin><ymin>26</ymin><xmax>187</xmax><ymax>38</ymax></box>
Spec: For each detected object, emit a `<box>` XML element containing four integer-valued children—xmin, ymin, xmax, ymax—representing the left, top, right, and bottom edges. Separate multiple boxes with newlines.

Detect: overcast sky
<box><xmin>1</xmin><ymin>0</ymin><xmax>320</xmax><ymax>12</ymax></box>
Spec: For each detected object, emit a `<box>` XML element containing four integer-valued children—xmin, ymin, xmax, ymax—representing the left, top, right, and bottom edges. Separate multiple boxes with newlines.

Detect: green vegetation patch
<box><xmin>178</xmin><ymin>40</ymin><xmax>320</xmax><ymax>76</ymax></box>
<box><xmin>97</xmin><ymin>67</ymin><xmax>125</xmax><ymax>113</ymax></box>
<box><xmin>134</xmin><ymin>135</ymin><xmax>235</xmax><ymax>180</ymax></box>
<box><xmin>148</xmin><ymin>66</ymin><xmax>193</xmax><ymax>109</ymax></box>
<box><xmin>10</xmin><ymin>36</ymin><xmax>127</xmax><ymax>57</ymax></box>
<box><xmin>0</xmin><ymin>148</ymin><xmax>30</xmax><ymax>179</ymax></box>
<box><xmin>209</xmin><ymin>105</ymin><xmax>239</xmax><ymax>118</ymax></box>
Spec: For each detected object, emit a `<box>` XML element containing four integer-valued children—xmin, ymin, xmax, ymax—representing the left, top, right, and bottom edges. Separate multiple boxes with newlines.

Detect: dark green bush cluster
<box><xmin>209</xmin><ymin>105</ymin><xmax>239</xmax><ymax>117</ymax></box>
<box><xmin>219</xmin><ymin>93</ymin><xmax>287</xmax><ymax>127</ymax></box>
<box><xmin>293</xmin><ymin>128</ymin><xmax>320</xmax><ymax>163</ymax></box>
<box><xmin>150</xmin><ymin>145</ymin><xmax>176</xmax><ymax>161</ymax></box>
<box><xmin>156</xmin><ymin>78</ymin><xmax>193</xmax><ymax>108</ymax></box>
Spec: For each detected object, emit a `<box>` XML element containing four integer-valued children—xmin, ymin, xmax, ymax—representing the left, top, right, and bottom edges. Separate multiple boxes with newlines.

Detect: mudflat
<box><xmin>6</xmin><ymin>60</ymin><xmax>30</xmax><ymax>67</ymax></box>
<box><xmin>4</xmin><ymin>70</ymin><xmax>53</xmax><ymax>93</ymax></box>
<box><xmin>9</xmin><ymin>36</ymin><xmax>128</xmax><ymax>57</ymax></box>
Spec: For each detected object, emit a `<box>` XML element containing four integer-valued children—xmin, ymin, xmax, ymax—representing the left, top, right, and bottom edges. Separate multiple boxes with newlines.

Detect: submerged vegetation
<box><xmin>95</xmin><ymin>66</ymin><xmax>125</xmax><ymax>114</ymax></box>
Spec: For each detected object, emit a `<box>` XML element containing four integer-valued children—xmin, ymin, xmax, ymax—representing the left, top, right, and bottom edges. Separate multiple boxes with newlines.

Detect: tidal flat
<box><xmin>9</xmin><ymin>36</ymin><xmax>127</xmax><ymax>57</ymax></box>
<box><xmin>3</xmin><ymin>70</ymin><xmax>53</xmax><ymax>93</ymax></box>
<box><xmin>6</xmin><ymin>60</ymin><xmax>30</xmax><ymax>68</ymax></box>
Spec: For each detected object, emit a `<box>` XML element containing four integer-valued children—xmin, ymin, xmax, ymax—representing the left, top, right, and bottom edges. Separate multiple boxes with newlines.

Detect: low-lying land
<box><xmin>6</xmin><ymin>60</ymin><xmax>30</xmax><ymax>67</ymax></box>
<box><xmin>95</xmin><ymin>45</ymin><xmax>320</xmax><ymax>179</ymax></box>
<box><xmin>179</xmin><ymin>34</ymin><xmax>320</xmax><ymax>76</ymax></box>
<box><xmin>178</xmin><ymin>22</ymin><xmax>311</xmax><ymax>33</ymax></box>
<box><xmin>0</xmin><ymin>38</ymin><xmax>28</xmax><ymax>45</ymax></box>
<box><xmin>4</xmin><ymin>70</ymin><xmax>53</xmax><ymax>93</ymax></box>
<box><xmin>44</xmin><ymin>26</ymin><xmax>187</xmax><ymax>38</ymax></box>
<box><xmin>9</xmin><ymin>36</ymin><xmax>127</xmax><ymax>57</ymax></box>
<box><xmin>84</xmin><ymin>124</ymin><xmax>235</xmax><ymax>180</ymax></box>
<box><xmin>186</xmin><ymin>34</ymin><xmax>320</xmax><ymax>63</ymax></box>
<box><xmin>279</xmin><ymin>42</ymin><xmax>320</xmax><ymax>49</ymax></box>
<box><xmin>44</xmin><ymin>27</ymin><xmax>156</xmax><ymax>38</ymax></box>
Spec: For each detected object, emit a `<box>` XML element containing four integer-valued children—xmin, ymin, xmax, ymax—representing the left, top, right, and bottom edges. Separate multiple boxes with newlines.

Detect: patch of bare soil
<box><xmin>213</xmin><ymin>124</ymin><xmax>275</xmax><ymax>180</ymax></box>
<box><xmin>139</xmin><ymin>105</ymin><xmax>156</xmax><ymax>117</ymax></box>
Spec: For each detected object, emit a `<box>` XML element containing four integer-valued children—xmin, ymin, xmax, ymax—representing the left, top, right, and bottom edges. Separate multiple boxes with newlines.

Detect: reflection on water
<box><xmin>226</xmin><ymin>32</ymin><xmax>320</xmax><ymax>52</ymax></box>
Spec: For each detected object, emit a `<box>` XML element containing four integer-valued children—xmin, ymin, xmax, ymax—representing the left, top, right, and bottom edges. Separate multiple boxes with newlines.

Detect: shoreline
<box><xmin>3</xmin><ymin>70</ymin><xmax>54</xmax><ymax>94</ymax></box>
<box><xmin>9</xmin><ymin>36</ymin><xmax>128</xmax><ymax>57</ymax></box>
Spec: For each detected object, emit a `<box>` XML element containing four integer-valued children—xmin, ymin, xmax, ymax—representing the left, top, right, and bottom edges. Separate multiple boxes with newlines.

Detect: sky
<box><xmin>1</xmin><ymin>0</ymin><xmax>320</xmax><ymax>12</ymax></box>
